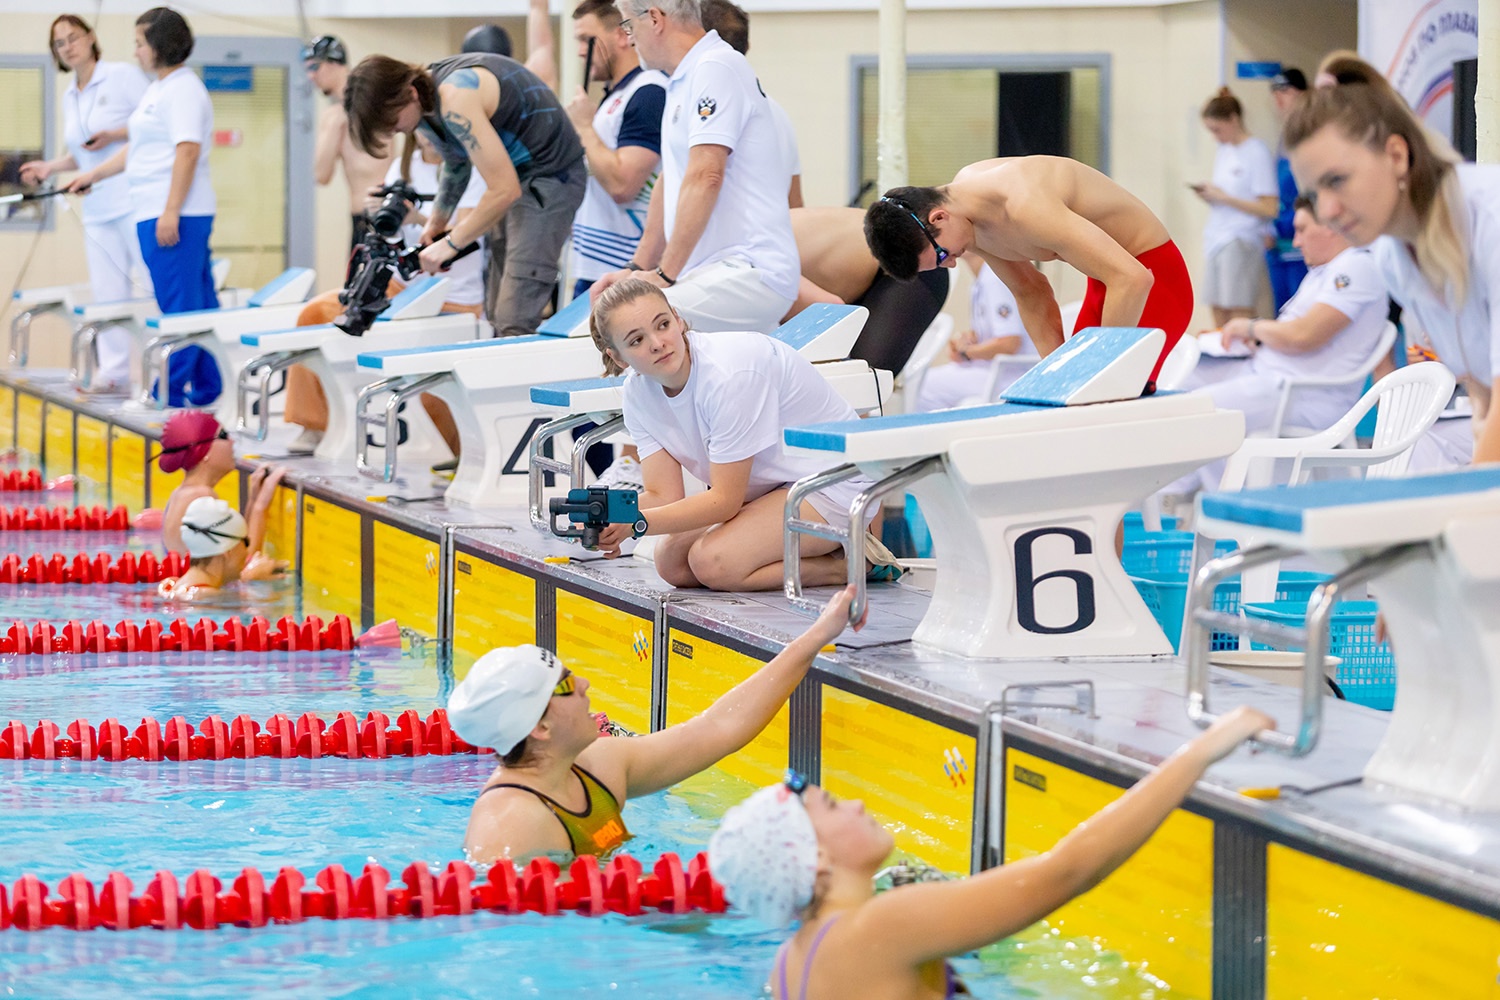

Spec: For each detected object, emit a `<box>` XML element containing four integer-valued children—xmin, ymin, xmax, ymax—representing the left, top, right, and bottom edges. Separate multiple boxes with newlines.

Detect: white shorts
<box><xmin>665</xmin><ymin>257</ymin><xmax>794</xmax><ymax>335</ymax></box>
<box><xmin>801</xmin><ymin>478</ymin><xmax>879</xmax><ymax>530</ymax></box>
<box><xmin>1203</xmin><ymin>238</ymin><xmax>1265</xmax><ymax>310</ymax></box>
<box><xmin>84</xmin><ymin>214</ymin><xmax>151</xmax><ymax>385</ymax></box>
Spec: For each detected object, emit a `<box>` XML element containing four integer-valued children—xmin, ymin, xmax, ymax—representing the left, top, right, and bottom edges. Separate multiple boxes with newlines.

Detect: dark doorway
<box><xmin>997</xmin><ymin>71</ymin><xmax>1071</xmax><ymax>158</ymax></box>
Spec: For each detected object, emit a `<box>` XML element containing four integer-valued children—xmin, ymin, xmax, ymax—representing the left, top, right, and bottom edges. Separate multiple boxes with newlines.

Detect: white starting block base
<box><xmin>243</xmin><ymin>308</ymin><xmax>478</xmax><ymax>468</ymax></box>
<box><xmin>144</xmin><ymin>268</ymin><xmax>316</xmax><ymax>426</ymax></box>
<box><xmin>1198</xmin><ymin>468</ymin><xmax>1500</xmax><ymax>810</ymax></box>
<box><xmin>784</xmin><ymin>327</ymin><xmax>1245</xmax><ymax>659</ymax></box>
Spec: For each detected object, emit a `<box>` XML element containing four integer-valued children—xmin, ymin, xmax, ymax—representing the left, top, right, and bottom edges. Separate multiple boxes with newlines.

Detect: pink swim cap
<box><xmin>157</xmin><ymin>411</ymin><xmax>223</xmax><ymax>474</ymax></box>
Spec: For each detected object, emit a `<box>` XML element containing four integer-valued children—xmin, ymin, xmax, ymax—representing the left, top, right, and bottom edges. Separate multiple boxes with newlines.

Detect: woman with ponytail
<box><xmin>1194</xmin><ymin>87</ymin><xmax>1280</xmax><ymax>328</ymax></box>
<box><xmin>1285</xmin><ymin>51</ymin><xmax>1500</xmax><ymax>464</ymax></box>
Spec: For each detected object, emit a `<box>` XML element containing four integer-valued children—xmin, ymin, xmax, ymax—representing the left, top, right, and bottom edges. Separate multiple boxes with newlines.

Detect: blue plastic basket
<box><xmin>1241</xmin><ymin>599</ymin><xmax>1396</xmax><ymax>711</ymax></box>
<box><xmin>1122</xmin><ymin>511</ymin><xmax>1179</xmax><ymax>542</ymax></box>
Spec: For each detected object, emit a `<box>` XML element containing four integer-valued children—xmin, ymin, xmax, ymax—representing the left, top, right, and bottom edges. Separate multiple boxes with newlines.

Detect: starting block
<box><xmin>237</xmin><ymin>276</ymin><xmax>477</xmax><ymax>466</ymax></box>
<box><xmin>525</xmin><ymin>304</ymin><xmax>892</xmax><ymax>523</ymax></box>
<box><xmin>782</xmin><ymin>327</ymin><xmax>1245</xmax><ymax>658</ymax></box>
<box><xmin>1189</xmin><ymin>468</ymin><xmax>1500</xmax><ymax>808</ymax></box>
<box><xmin>139</xmin><ymin>268</ymin><xmax>316</xmax><ymax>421</ymax></box>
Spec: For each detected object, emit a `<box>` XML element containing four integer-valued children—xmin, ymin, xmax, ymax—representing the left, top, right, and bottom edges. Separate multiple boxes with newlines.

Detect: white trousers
<box><xmin>84</xmin><ymin>214</ymin><xmax>152</xmax><ymax>385</ymax></box>
<box><xmin>665</xmin><ymin>257</ymin><xmax>794</xmax><ymax>335</ymax></box>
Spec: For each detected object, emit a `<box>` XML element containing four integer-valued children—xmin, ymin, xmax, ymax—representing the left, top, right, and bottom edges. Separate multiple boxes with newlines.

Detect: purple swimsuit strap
<box><xmin>774</xmin><ymin>916</ymin><xmax>841</xmax><ymax>1000</ymax></box>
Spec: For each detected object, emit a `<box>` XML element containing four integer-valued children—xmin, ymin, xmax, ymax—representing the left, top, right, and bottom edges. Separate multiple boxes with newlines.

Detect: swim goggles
<box><xmin>553</xmin><ymin>671</ymin><xmax>577</xmax><ymax>697</ymax></box>
<box><xmin>880</xmin><ymin>196</ymin><xmax>950</xmax><ymax>265</ymax></box>
<box><xmin>158</xmin><ymin>428</ymin><xmax>229</xmax><ymax>455</ymax></box>
<box><xmin>783</xmin><ymin>769</ymin><xmax>809</xmax><ymax>796</ymax></box>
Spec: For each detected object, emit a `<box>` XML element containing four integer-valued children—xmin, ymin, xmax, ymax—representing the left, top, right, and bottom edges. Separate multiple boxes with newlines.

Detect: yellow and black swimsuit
<box><xmin>481</xmin><ymin>764</ymin><xmax>631</xmax><ymax>857</ymax></box>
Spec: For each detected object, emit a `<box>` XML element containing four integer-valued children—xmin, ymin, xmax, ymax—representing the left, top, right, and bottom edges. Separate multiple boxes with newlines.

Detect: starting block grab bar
<box><xmin>783</xmin><ymin>456</ymin><xmax>942</xmax><ymax>624</ymax></box>
<box><xmin>356</xmin><ymin>372</ymin><xmax>453</xmax><ymax>482</ymax></box>
<box><xmin>527</xmin><ymin>413</ymin><xmax>624</xmax><ymax>531</ymax></box>
<box><xmin>1184</xmin><ymin>541</ymin><xmax>1426</xmax><ymax>755</ymax></box>
<box><xmin>237</xmin><ymin>349</ymin><xmax>316</xmax><ymax>440</ymax></box>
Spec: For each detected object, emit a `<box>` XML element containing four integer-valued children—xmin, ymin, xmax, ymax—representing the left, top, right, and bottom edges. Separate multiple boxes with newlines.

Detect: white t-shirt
<box><xmin>1373</xmin><ymin>163</ymin><xmax>1500</xmax><ymax>384</ymax></box>
<box><xmin>1252</xmin><ymin>247</ymin><xmax>1388</xmax><ymax>380</ymax></box>
<box><xmin>64</xmin><ymin>62</ymin><xmax>149</xmax><ymax>225</ymax></box>
<box><xmin>622</xmin><ymin>330</ymin><xmax>858</xmax><ymax>500</ymax></box>
<box><xmin>126</xmin><ymin>66</ymin><xmax>215</xmax><ymax>223</ymax></box>
<box><xmin>386</xmin><ymin>156</ymin><xmax>487</xmax><ymax>308</ymax></box>
<box><xmin>1203</xmin><ymin>136</ymin><xmax>1276</xmax><ymax>257</ymax></box>
<box><xmin>571</xmin><ymin>67</ymin><xmax>667</xmax><ymax>282</ymax></box>
<box><xmin>661</xmin><ymin>31</ymin><xmax>799</xmax><ymax>300</ymax></box>
<box><xmin>766</xmin><ymin>94</ymin><xmax>801</xmax><ymax>180</ymax></box>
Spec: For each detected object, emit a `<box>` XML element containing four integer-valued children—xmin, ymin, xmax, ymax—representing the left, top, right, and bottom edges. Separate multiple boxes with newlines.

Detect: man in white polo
<box><xmin>591</xmin><ymin>0</ymin><xmax>798</xmax><ymax>334</ymax></box>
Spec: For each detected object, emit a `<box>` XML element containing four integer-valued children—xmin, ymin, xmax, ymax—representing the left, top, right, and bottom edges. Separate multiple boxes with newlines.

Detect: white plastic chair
<box><xmin>1267</xmin><ymin>320</ymin><xmax>1398</xmax><ymax>437</ymax></box>
<box><xmin>895</xmin><ymin>312</ymin><xmax>954</xmax><ymax>412</ymax></box>
<box><xmin>1219</xmin><ymin>360</ymin><xmax>1456</xmax><ymax>492</ymax></box>
<box><xmin>974</xmin><ymin>299</ymin><xmax>1082</xmax><ymax>403</ymax></box>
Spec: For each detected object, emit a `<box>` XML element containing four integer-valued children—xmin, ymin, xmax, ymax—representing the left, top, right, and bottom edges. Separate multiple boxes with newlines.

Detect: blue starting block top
<box><xmin>531</xmin><ymin>375</ymin><xmax>628</xmax><ymax>407</ymax></box>
<box><xmin>1200</xmin><ymin>468</ymin><xmax>1500</xmax><ymax>534</ymax></box>
<box><xmin>785</xmin><ymin>401</ymin><xmax>1043</xmax><ymax>453</ymax></box>
<box><xmin>772</xmin><ymin>303</ymin><xmax>860</xmax><ymax>352</ymax></box>
<box><xmin>538</xmin><ymin>291</ymin><xmax>593</xmax><ymax>335</ymax></box>
<box><xmin>357</xmin><ymin>335</ymin><xmax>552</xmax><ymax>368</ymax></box>
<box><xmin>1001</xmin><ymin>326</ymin><xmax>1159</xmax><ymax>406</ymax></box>
<box><xmin>376</xmin><ymin>276</ymin><xmax>444</xmax><ymax>321</ymax></box>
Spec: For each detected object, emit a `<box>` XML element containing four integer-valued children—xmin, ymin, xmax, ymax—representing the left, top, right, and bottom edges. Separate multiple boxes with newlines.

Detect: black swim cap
<box><xmin>301</xmin><ymin>35</ymin><xmax>347</xmax><ymax>65</ymax></box>
<box><xmin>462</xmin><ymin>23</ymin><xmax>513</xmax><ymax>58</ymax></box>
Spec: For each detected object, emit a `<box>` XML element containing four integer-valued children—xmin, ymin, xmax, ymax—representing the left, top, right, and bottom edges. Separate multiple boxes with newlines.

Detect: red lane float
<box><xmin>0</xmin><ymin>470</ymin><xmax>72</xmax><ymax>492</ymax></box>
<box><xmin>0</xmin><ymin>614</ymin><xmax>371</xmax><ymax>654</ymax></box>
<box><xmin>0</xmin><ymin>506</ymin><xmax>130</xmax><ymax>531</ymax></box>
<box><xmin>0</xmin><ymin>853</ymin><xmax>725</xmax><ymax>931</ymax></box>
<box><xmin>0</xmin><ymin>708</ymin><xmax>494</xmax><ymax>761</ymax></box>
<box><xmin>0</xmin><ymin>550</ymin><xmax>189</xmax><ymax>585</ymax></box>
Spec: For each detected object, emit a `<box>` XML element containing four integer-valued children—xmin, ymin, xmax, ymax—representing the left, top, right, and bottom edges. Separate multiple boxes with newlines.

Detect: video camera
<box><xmin>334</xmin><ymin>180</ymin><xmax>479</xmax><ymax>337</ymax></box>
<box><xmin>548</xmin><ymin>487</ymin><xmax>649</xmax><ymax>550</ymax></box>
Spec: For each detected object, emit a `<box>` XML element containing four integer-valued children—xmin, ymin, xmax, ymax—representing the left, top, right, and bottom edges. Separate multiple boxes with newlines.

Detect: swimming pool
<box><xmin>0</xmin><ymin>498</ymin><xmax>1186</xmax><ymax>999</ymax></box>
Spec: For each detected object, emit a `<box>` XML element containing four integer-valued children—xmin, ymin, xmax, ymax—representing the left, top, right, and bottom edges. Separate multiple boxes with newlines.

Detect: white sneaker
<box><xmin>287</xmin><ymin>427</ymin><xmax>324</xmax><ymax>456</ymax></box>
<box><xmin>594</xmin><ymin>453</ymin><xmax>644</xmax><ymax>491</ymax></box>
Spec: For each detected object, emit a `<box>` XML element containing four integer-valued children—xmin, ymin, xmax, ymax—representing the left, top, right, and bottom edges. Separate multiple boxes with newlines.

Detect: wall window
<box><xmin>851</xmin><ymin>55</ymin><xmax>1109</xmax><ymax>205</ymax></box>
<box><xmin>0</xmin><ymin>56</ymin><xmax>56</xmax><ymax>230</ymax></box>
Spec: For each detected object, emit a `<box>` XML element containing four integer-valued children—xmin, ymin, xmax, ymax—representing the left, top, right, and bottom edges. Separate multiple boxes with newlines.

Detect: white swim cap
<box><xmin>180</xmin><ymin>497</ymin><xmax>247</xmax><ymax>558</ymax></box>
<box><xmin>708</xmin><ymin>782</ymin><xmax>820</xmax><ymax>927</ymax></box>
<box><xmin>447</xmin><ymin>645</ymin><xmax>566</xmax><ymax>754</ymax></box>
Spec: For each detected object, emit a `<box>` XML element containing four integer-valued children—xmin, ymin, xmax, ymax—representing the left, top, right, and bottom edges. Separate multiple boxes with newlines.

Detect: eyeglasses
<box><xmin>619</xmin><ymin>18</ymin><xmax>633</xmax><ymax>35</ymax></box>
<box><xmin>552</xmin><ymin>670</ymin><xmax>577</xmax><ymax>697</ymax></box>
<box><xmin>53</xmin><ymin>34</ymin><xmax>87</xmax><ymax>51</ymax></box>
<box><xmin>880</xmin><ymin>196</ymin><xmax>949</xmax><ymax>266</ymax></box>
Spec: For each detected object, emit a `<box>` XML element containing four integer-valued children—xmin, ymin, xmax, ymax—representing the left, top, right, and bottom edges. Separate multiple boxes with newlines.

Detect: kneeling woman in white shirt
<box><xmin>588</xmin><ymin>278</ymin><xmax>894</xmax><ymax>591</ymax></box>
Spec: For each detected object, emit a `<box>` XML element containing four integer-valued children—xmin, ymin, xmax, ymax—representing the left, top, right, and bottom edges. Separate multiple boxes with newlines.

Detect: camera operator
<box><xmin>345</xmin><ymin>52</ymin><xmax>584</xmax><ymax>337</ymax></box>
<box><xmin>280</xmin><ymin>133</ymin><xmax>486</xmax><ymax>460</ymax></box>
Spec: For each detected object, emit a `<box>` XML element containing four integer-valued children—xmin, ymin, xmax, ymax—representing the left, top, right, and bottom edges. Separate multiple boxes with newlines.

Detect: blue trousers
<box><xmin>138</xmin><ymin>215</ymin><xmax>223</xmax><ymax>407</ymax></box>
<box><xmin>1265</xmin><ymin>247</ymin><xmax>1308</xmax><ymax>313</ymax></box>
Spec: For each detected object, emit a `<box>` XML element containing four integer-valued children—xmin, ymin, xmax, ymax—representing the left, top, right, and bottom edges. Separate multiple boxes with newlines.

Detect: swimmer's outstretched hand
<box><xmin>810</xmin><ymin>584</ymin><xmax>865</xmax><ymax>643</ymax></box>
<box><xmin>1192</xmin><ymin>705</ymin><xmax>1276</xmax><ymax>763</ymax></box>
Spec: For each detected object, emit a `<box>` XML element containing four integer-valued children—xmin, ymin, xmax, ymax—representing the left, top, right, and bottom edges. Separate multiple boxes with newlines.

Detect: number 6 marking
<box><xmin>1014</xmin><ymin>527</ymin><xmax>1097</xmax><ymax>634</ymax></box>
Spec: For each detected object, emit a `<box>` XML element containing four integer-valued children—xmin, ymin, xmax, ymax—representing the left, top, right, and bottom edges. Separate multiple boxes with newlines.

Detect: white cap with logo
<box><xmin>447</xmin><ymin>645</ymin><xmax>565</xmax><ymax>754</ymax></box>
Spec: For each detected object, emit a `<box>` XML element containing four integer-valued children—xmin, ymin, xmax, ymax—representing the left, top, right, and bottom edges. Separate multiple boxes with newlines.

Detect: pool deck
<box><xmin>4</xmin><ymin>366</ymin><xmax>1498</xmax><ymax>998</ymax></box>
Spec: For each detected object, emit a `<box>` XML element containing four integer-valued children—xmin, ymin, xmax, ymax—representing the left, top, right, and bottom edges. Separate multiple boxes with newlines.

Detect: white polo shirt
<box><xmin>64</xmin><ymin>61</ymin><xmax>149</xmax><ymax>225</ymax></box>
<box><xmin>660</xmin><ymin>31</ymin><xmax>799</xmax><ymax>300</ymax></box>
<box><xmin>622</xmin><ymin>330</ymin><xmax>858</xmax><ymax>500</ymax></box>
<box><xmin>766</xmin><ymin>94</ymin><xmax>800</xmax><ymax>181</ymax></box>
<box><xmin>1203</xmin><ymin>136</ymin><xmax>1277</xmax><ymax>257</ymax></box>
<box><xmin>1374</xmin><ymin>162</ymin><xmax>1500</xmax><ymax>384</ymax></box>
<box><xmin>1253</xmin><ymin>246</ymin><xmax>1389</xmax><ymax>381</ymax></box>
<box><xmin>126</xmin><ymin>66</ymin><xmax>216</xmax><ymax>223</ymax></box>
<box><xmin>971</xmin><ymin>264</ymin><xmax>1032</xmax><ymax>350</ymax></box>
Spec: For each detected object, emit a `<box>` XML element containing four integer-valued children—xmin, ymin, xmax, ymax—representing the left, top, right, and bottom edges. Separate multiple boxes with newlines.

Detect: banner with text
<box><xmin>1359</xmin><ymin>0</ymin><xmax>1479</xmax><ymax>143</ymax></box>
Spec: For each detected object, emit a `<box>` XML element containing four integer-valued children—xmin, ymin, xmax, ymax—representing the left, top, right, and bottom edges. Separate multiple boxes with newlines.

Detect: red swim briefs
<box><xmin>1074</xmin><ymin>238</ymin><xmax>1194</xmax><ymax>391</ymax></box>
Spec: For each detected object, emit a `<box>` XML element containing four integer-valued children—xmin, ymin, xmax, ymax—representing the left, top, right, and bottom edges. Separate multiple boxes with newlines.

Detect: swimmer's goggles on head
<box><xmin>157</xmin><ymin>428</ymin><xmax>229</xmax><ymax>457</ymax></box>
<box><xmin>880</xmin><ymin>196</ymin><xmax>950</xmax><ymax>265</ymax></box>
<box><xmin>783</xmin><ymin>769</ymin><xmax>810</xmax><ymax>796</ymax></box>
<box><xmin>182</xmin><ymin>521</ymin><xmax>249</xmax><ymax>548</ymax></box>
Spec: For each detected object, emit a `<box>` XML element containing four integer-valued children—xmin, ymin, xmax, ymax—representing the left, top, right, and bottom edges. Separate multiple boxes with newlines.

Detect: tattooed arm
<box><xmin>417</xmin><ymin>72</ymin><xmax>524</xmax><ymax>275</ymax></box>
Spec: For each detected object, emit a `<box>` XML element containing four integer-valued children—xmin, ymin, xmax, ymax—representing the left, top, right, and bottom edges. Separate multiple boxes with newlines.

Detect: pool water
<box><xmin>0</xmin><ymin>504</ymin><xmax>1188</xmax><ymax>998</ymax></box>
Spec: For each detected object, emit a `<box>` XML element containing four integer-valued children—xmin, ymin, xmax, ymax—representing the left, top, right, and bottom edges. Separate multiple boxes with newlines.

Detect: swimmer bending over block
<box><xmin>710</xmin><ymin>705</ymin><xmax>1272</xmax><ymax>1000</ymax></box>
<box><xmin>449</xmin><ymin>587</ymin><xmax>860</xmax><ymax>865</ymax></box>
<box><xmin>864</xmin><ymin>156</ymin><xmax>1194</xmax><ymax>390</ymax></box>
